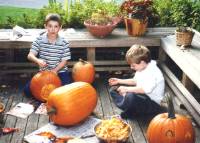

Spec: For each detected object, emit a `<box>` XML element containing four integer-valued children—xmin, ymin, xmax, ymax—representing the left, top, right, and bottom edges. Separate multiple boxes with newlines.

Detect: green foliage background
<box><xmin>0</xmin><ymin>0</ymin><xmax>200</xmax><ymax>31</ymax></box>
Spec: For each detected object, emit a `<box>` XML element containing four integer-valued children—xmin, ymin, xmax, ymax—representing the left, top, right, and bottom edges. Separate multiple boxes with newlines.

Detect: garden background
<box><xmin>0</xmin><ymin>0</ymin><xmax>200</xmax><ymax>32</ymax></box>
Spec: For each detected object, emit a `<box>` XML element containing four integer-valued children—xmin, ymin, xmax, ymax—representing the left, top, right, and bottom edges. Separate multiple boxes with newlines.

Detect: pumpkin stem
<box><xmin>166</xmin><ymin>93</ymin><xmax>176</xmax><ymax>119</ymax></box>
<box><xmin>79</xmin><ymin>58</ymin><xmax>87</xmax><ymax>64</ymax></box>
<box><xmin>47</xmin><ymin>107</ymin><xmax>57</xmax><ymax>115</ymax></box>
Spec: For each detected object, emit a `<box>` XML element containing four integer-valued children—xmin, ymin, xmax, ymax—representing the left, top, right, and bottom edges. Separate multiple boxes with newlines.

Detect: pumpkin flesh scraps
<box><xmin>0</xmin><ymin>127</ymin><xmax>19</xmax><ymax>135</ymax></box>
<box><xmin>36</xmin><ymin>131</ymin><xmax>73</xmax><ymax>143</ymax></box>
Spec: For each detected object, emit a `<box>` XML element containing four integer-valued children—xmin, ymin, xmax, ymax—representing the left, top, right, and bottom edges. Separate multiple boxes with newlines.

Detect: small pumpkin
<box><xmin>72</xmin><ymin>59</ymin><xmax>95</xmax><ymax>83</ymax></box>
<box><xmin>30</xmin><ymin>71</ymin><xmax>61</xmax><ymax>102</ymax></box>
<box><xmin>47</xmin><ymin>82</ymin><xmax>97</xmax><ymax>126</ymax></box>
<box><xmin>0</xmin><ymin>102</ymin><xmax>5</xmax><ymax>113</ymax></box>
<box><xmin>147</xmin><ymin>93</ymin><xmax>195</xmax><ymax>143</ymax></box>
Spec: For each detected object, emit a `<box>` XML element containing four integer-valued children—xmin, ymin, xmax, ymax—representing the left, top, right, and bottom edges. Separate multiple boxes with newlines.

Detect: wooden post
<box><xmin>182</xmin><ymin>73</ymin><xmax>195</xmax><ymax>94</ymax></box>
<box><xmin>87</xmin><ymin>47</ymin><xmax>95</xmax><ymax>62</ymax></box>
<box><xmin>158</xmin><ymin>46</ymin><xmax>167</xmax><ymax>63</ymax></box>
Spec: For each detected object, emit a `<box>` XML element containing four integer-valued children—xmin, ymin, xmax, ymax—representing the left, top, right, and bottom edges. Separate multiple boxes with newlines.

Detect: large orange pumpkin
<box><xmin>47</xmin><ymin>82</ymin><xmax>97</xmax><ymax>126</ymax></box>
<box><xmin>147</xmin><ymin>93</ymin><xmax>195</xmax><ymax>143</ymax></box>
<box><xmin>30</xmin><ymin>71</ymin><xmax>61</xmax><ymax>102</ymax></box>
<box><xmin>72</xmin><ymin>59</ymin><xmax>95</xmax><ymax>83</ymax></box>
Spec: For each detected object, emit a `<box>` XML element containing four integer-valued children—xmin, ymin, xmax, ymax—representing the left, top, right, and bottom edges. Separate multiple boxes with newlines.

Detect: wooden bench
<box><xmin>0</xmin><ymin>28</ymin><xmax>175</xmax><ymax>74</ymax></box>
<box><xmin>159</xmin><ymin>29</ymin><xmax>200</xmax><ymax>125</ymax></box>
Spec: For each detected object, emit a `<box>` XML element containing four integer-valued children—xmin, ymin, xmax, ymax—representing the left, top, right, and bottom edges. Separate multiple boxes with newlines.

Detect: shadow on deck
<box><xmin>0</xmin><ymin>73</ymin><xmax>200</xmax><ymax>143</ymax></box>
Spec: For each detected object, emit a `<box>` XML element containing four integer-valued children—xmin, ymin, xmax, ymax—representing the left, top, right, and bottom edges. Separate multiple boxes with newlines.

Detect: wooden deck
<box><xmin>0</xmin><ymin>75</ymin><xmax>200</xmax><ymax>143</ymax></box>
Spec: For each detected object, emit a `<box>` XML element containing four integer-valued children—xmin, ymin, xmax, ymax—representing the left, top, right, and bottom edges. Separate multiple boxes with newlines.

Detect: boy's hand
<box><xmin>51</xmin><ymin>68</ymin><xmax>58</xmax><ymax>74</ymax></box>
<box><xmin>117</xmin><ymin>86</ymin><xmax>127</xmax><ymax>96</ymax></box>
<box><xmin>37</xmin><ymin>59</ymin><xmax>47</xmax><ymax>68</ymax></box>
<box><xmin>108</xmin><ymin>78</ymin><xmax>120</xmax><ymax>86</ymax></box>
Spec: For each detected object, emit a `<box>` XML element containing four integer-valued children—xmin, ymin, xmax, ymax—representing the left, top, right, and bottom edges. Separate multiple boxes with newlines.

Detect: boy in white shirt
<box><xmin>108</xmin><ymin>44</ymin><xmax>165</xmax><ymax>118</ymax></box>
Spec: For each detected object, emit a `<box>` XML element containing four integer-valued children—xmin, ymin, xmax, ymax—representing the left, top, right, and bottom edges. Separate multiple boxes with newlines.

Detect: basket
<box><xmin>175</xmin><ymin>30</ymin><xmax>194</xmax><ymax>46</ymax></box>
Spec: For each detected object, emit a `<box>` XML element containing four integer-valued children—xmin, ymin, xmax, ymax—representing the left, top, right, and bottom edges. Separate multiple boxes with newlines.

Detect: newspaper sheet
<box><xmin>24</xmin><ymin>116</ymin><xmax>101</xmax><ymax>143</ymax></box>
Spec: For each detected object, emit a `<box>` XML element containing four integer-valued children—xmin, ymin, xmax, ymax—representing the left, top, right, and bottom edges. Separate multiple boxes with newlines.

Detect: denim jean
<box><xmin>109</xmin><ymin>87</ymin><xmax>162</xmax><ymax>115</ymax></box>
<box><xmin>24</xmin><ymin>71</ymin><xmax>71</xmax><ymax>97</ymax></box>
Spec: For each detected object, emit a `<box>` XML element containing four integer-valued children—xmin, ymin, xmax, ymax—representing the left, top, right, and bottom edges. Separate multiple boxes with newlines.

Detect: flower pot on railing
<box><xmin>84</xmin><ymin>17</ymin><xmax>121</xmax><ymax>38</ymax></box>
<box><xmin>124</xmin><ymin>18</ymin><xmax>148</xmax><ymax>36</ymax></box>
<box><xmin>175</xmin><ymin>27</ymin><xmax>194</xmax><ymax>47</ymax></box>
<box><xmin>120</xmin><ymin>0</ymin><xmax>153</xmax><ymax>37</ymax></box>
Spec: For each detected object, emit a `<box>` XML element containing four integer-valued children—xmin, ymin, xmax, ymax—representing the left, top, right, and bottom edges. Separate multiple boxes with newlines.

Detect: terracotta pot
<box><xmin>124</xmin><ymin>18</ymin><xmax>148</xmax><ymax>36</ymax></box>
<box><xmin>84</xmin><ymin>17</ymin><xmax>121</xmax><ymax>38</ymax></box>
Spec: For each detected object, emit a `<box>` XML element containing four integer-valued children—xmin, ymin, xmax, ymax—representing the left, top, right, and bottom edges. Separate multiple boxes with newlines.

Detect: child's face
<box><xmin>44</xmin><ymin>20</ymin><xmax>61</xmax><ymax>36</ymax></box>
<box><xmin>130</xmin><ymin>61</ymin><xmax>147</xmax><ymax>71</ymax></box>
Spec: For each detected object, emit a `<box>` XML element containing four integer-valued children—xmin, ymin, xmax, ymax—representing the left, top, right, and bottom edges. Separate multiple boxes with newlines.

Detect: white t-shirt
<box><xmin>133</xmin><ymin>60</ymin><xmax>165</xmax><ymax>104</ymax></box>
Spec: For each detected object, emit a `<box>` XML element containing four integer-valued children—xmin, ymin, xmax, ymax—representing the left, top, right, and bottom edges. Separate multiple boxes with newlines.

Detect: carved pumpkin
<box><xmin>147</xmin><ymin>93</ymin><xmax>195</xmax><ymax>143</ymax></box>
<box><xmin>47</xmin><ymin>82</ymin><xmax>97</xmax><ymax>126</ymax></box>
<box><xmin>30</xmin><ymin>71</ymin><xmax>61</xmax><ymax>102</ymax></box>
<box><xmin>72</xmin><ymin>59</ymin><xmax>95</xmax><ymax>83</ymax></box>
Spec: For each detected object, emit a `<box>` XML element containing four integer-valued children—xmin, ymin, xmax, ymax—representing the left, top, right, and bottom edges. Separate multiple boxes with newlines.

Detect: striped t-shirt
<box><xmin>30</xmin><ymin>33</ymin><xmax>71</xmax><ymax>72</ymax></box>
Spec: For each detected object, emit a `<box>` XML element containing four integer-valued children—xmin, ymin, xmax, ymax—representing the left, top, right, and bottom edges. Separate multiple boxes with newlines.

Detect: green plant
<box><xmin>120</xmin><ymin>0</ymin><xmax>158</xmax><ymax>27</ymax></box>
<box><xmin>67</xmin><ymin>0</ymin><xmax>120</xmax><ymax>28</ymax></box>
<box><xmin>35</xmin><ymin>0</ymin><xmax>66</xmax><ymax>28</ymax></box>
<box><xmin>176</xmin><ymin>26</ymin><xmax>193</xmax><ymax>33</ymax></box>
<box><xmin>90</xmin><ymin>10</ymin><xmax>113</xmax><ymax>25</ymax></box>
<box><xmin>120</xmin><ymin>0</ymin><xmax>153</xmax><ymax>19</ymax></box>
<box><xmin>153</xmin><ymin>0</ymin><xmax>200</xmax><ymax>32</ymax></box>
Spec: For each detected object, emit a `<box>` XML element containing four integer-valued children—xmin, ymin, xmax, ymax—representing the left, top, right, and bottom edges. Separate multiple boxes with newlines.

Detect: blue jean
<box><xmin>24</xmin><ymin>71</ymin><xmax>71</xmax><ymax>97</ymax></box>
<box><xmin>109</xmin><ymin>87</ymin><xmax>162</xmax><ymax>115</ymax></box>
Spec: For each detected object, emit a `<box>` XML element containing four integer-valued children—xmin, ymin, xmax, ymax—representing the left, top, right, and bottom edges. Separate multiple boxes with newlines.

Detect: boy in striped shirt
<box><xmin>24</xmin><ymin>13</ymin><xmax>71</xmax><ymax>96</ymax></box>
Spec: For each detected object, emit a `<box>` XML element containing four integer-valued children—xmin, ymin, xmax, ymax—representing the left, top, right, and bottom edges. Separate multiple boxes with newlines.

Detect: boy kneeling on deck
<box><xmin>108</xmin><ymin>44</ymin><xmax>165</xmax><ymax>119</ymax></box>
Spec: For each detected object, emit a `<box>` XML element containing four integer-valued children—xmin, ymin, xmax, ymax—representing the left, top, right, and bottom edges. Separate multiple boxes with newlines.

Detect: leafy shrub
<box><xmin>67</xmin><ymin>0</ymin><xmax>120</xmax><ymax>28</ymax></box>
<box><xmin>154</xmin><ymin>0</ymin><xmax>200</xmax><ymax>31</ymax></box>
<box><xmin>35</xmin><ymin>0</ymin><xmax>66</xmax><ymax>28</ymax></box>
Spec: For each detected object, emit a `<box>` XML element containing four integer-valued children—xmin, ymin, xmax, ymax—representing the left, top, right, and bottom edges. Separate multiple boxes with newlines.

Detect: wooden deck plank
<box><xmin>1</xmin><ymin>89</ymin><xmax>21</xmax><ymax>143</ymax></box>
<box><xmin>96</xmin><ymin>78</ymin><xmax>114</xmax><ymax>117</ymax></box>
<box><xmin>24</xmin><ymin>103</ymin><xmax>40</xmax><ymax>137</ymax></box>
<box><xmin>93</xmin><ymin>80</ymin><xmax>104</xmax><ymax>118</ymax></box>
<box><xmin>1</xmin><ymin>76</ymin><xmax>200</xmax><ymax>143</ymax></box>
<box><xmin>10</xmin><ymin>95</ymin><xmax>32</xmax><ymax>143</ymax></box>
<box><xmin>37</xmin><ymin>115</ymin><xmax>49</xmax><ymax>129</ymax></box>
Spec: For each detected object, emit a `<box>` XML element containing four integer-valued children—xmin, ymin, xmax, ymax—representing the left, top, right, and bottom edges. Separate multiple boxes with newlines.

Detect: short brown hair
<box><xmin>45</xmin><ymin>13</ymin><xmax>61</xmax><ymax>26</ymax></box>
<box><xmin>126</xmin><ymin>44</ymin><xmax>151</xmax><ymax>64</ymax></box>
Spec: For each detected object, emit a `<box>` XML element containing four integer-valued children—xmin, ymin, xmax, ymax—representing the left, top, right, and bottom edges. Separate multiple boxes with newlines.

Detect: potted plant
<box><xmin>175</xmin><ymin>26</ymin><xmax>194</xmax><ymax>47</ymax></box>
<box><xmin>84</xmin><ymin>10</ymin><xmax>121</xmax><ymax>38</ymax></box>
<box><xmin>121</xmin><ymin>0</ymin><xmax>153</xmax><ymax>36</ymax></box>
